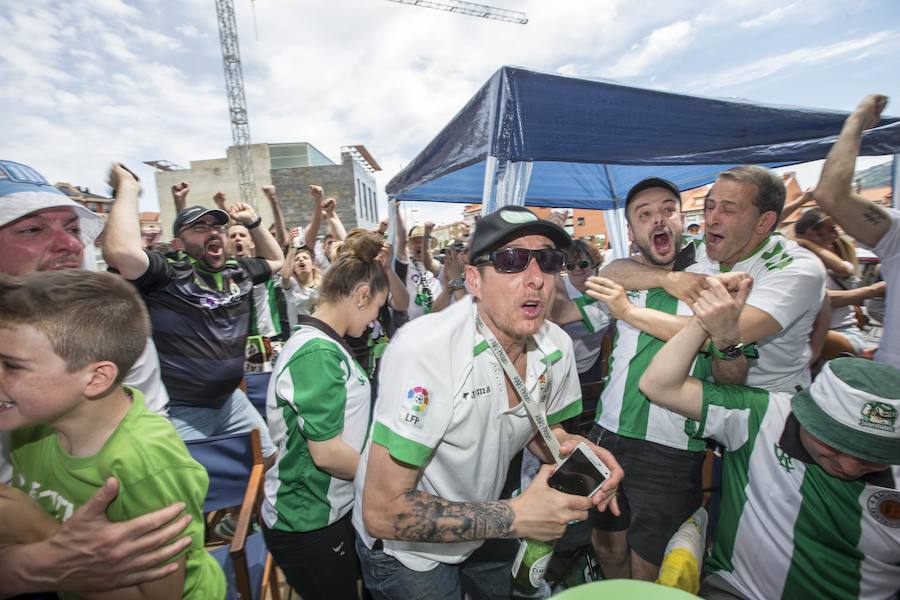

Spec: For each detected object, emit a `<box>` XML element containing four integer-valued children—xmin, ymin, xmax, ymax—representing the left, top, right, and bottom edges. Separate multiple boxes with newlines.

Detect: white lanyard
<box><xmin>474</xmin><ymin>307</ymin><xmax>562</xmax><ymax>464</ymax></box>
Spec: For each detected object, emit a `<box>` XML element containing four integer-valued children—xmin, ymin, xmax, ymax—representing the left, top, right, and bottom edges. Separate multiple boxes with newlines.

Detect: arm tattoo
<box><xmin>392</xmin><ymin>490</ymin><xmax>516</xmax><ymax>542</ymax></box>
<box><xmin>863</xmin><ymin>205</ymin><xmax>888</xmax><ymax>227</ymax></box>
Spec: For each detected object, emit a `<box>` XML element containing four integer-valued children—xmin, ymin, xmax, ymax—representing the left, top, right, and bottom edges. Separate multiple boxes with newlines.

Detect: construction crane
<box><xmin>214</xmin><ymin>0</ymin><xmax>257</xmax><ymax>208</ymax></box>
<box><xmin>384</xmin><ymin>0</ymin><xmax>528</xmax><ymax>24</ymax></box>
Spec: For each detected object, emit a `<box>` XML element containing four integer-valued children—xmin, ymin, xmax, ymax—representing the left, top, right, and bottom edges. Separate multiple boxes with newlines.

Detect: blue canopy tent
<box><xmin>386</xmin><ymin>66</ymin><xmax>900</xmax><ymax>258</ymax></box>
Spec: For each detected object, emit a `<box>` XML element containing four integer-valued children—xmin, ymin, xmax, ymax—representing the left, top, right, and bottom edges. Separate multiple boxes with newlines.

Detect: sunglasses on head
<box><xmin>473</xmin><ymin>247</ymin><xmax>566</xmax><ymax>274</ymax></box>
<box><xmin>566</xmin><ymin>259</ymin><xmax>593</xmax><ymax>271</ymax></box>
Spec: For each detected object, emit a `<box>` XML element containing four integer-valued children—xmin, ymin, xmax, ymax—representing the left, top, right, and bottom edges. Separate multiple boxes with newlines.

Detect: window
<box><xmin>577</xmin><ymin>217</ymin><xmax>585</xmax><ymax>226</ymax></box>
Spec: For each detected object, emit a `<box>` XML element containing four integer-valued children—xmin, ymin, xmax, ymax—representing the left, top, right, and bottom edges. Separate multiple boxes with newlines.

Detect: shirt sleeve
<box><xmin>574</xmin><ymin>295</ymin><xmax>610</xmax><ymax>334</ymax></box>
<box><xmin>873</xmin><ymin>208</ymin><xmax>900</xmax><ymax>261</ymax></box>
<box><xmin>274</xmin><ymin>340</ymin><xmax>350</xmax><ymax>441</ymax></box>
<box><xmin>697</xmin><ymin>381</ymin><xmax>770</xmax><ymax>451</ymax></box>
<box><xmin>370</xmin><ymin>327</ymin><xmax>452</xmax><ymax>467</ymax></box>
<box><xmin>237</xmin><ymin>257</ymin><xmax>273</xmax><ymax>286</ymax></box>
<box><xmin>745</xmin><ymin>249</ymin><xmax>826</xmax><ymax>330</ymax></box>
<box><xmin>544</xmin><ymin>335</ymin><xmax>583</xmax><ymax>425</ymax></box>
<box><xmin>131</xmin><ymin>250</ymin><xmax>175</xmax><ymax>291</ymax></box>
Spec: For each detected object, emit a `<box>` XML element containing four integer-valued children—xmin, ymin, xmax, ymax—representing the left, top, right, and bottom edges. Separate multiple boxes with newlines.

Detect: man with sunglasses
<box><xmin>354</xmin><ymin>205</ymin><xmax>624</xmax><ymax>599</ymax></box>
<box><xmin>103</xmin><ymin>165</ymin><xmax>283</xmax><ymax>458</ymax></box>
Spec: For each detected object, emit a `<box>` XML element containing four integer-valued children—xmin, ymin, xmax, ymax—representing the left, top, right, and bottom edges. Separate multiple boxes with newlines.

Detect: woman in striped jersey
<box><xmin>262</xmin><ymin>231</ymin><xmax>389</xmax><ymax>600</ymax></box>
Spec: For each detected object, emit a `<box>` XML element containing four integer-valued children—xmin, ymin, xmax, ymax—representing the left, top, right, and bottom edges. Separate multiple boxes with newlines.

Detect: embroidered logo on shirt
<box><xmin>859</xmin><ymin>402</ymin><xmax>897</xmax><ymax>433</ymax></box>
<box><xmin>774</xmin><ymin>443</ymin><xmax>795</xmax><ymax>473</ymax></box>
<box><xmin>867</xmin><ymin>490</ymin><xmax>900</xmax><ymax>528</ymax></box>
<box><xmin>403</xmin><ymin>386</ymin><xmax>430</xmax><ymax>428</ymax></box>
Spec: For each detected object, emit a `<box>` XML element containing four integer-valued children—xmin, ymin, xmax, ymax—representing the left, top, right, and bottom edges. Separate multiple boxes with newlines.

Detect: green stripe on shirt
<box><xmin>372</xmin><ymin>422</ymin><xmax>434</xmax><ymax>467</ymax></box>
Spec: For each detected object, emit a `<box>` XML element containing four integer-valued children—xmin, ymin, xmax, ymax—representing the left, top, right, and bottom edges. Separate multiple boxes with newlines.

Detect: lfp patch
<box><xmin>403</xmin><ymin>386</ymin><xmax>430</xmax><ymax>429</ymax></box>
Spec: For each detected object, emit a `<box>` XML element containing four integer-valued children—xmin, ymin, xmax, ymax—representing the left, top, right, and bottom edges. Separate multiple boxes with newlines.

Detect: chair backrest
<box><xmin>185</xmin><ymin>429</ymin><xmax>262</xmax><ymax>514</ymax></box>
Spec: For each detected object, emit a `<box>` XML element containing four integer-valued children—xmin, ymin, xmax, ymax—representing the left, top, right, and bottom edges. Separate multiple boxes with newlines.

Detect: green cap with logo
<box><xmin>792</xmin><ymin>357</ymin><xmax>900</xmax><ymax>465</ymax></box>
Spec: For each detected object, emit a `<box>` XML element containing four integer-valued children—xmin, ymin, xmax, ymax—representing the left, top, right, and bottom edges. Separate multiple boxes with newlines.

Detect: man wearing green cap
<box><xmin>639</xmin><ymin>275</ymin><xmax>900</xmax><ymax>600</ymax></box>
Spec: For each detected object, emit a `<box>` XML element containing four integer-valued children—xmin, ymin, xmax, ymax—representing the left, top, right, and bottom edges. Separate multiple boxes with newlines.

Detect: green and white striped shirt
<box><xmin>596</xmin><ymin>262</ymin><xmax>711</xmax><ymax>451</ymax></box>
<box><xmin>700</xmin><ymin>382</ymin><xmax>900</xmax><ymax>599</ymax></box>
<box><xmin>262</xmin><ymin>321</ymin><xmax>371</xmax><ymax>532</ymax></box>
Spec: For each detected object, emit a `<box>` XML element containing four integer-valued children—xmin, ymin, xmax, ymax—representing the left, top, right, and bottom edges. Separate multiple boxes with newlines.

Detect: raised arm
<box><xmin>322</xmin><ymin>197</ymin><xmax>347</xmax><ymax>242</ymax></box>
<box><xmin>814</xmin><ymin>94</ymin><xmax>892</xmax><ymax>248</ymax></box>
<box><xmin>304</xmin><ymin>185</ymin><xmax>324</xmax><ymax>250</ymax></box>
<box><xmin>102</xmin><ymin>163</ymin><xmax>150</xmax><ymax>280</ymax></box>
<box><xmin>226</xmin><ymin>202</ymin><xmax>283</xmax><ymax>273</ymax></box>
<box><xmin>793</xmin><ymin>237</ymin><xmax>854</xmax><ymax>278</ymax></box>
<box><xmin>170</xmin><ymin>182</ymin><xmax>190</xmax><ymax>214</ymax></box>
<box><xmin>778</xmin><ymin>190</ymin><xmax>812</xmax><ymax>227</ymax></box>
<box><xmin>422</xmin><ymin>221</ymin><xmax>441</xmax><ymax>276</ymax></box>
<box><xmin>262</xmin><ymin>185</ymin><xmax>288</xmax><ymax>248</ymax></box>
<box><xmin>395</xmin><ymin>204</ymin><xmax>409</xmax><ymax>263</ymax></box>
<box><xmin>376</xmin><ymin>242</ymin><xmax>410</xmax><ymax>312</ymax></box>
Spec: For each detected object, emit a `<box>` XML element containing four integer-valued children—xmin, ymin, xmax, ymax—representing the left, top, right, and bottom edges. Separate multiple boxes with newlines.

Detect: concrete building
<box><xmin>149</xmin><ymin>142</ymin><xmax>381</xmax><ymax>240</ymax></box>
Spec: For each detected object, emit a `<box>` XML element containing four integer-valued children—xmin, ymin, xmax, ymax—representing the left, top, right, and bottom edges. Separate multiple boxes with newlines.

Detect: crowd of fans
<box><xmin>0</xmin><ymin>94</ymin><xmax>898</xmax><ymax>600</ymax></box>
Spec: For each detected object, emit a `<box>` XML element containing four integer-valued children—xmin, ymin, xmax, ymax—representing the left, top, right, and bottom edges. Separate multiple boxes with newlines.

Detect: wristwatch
<box><xmin>448</xmin><ymin>277</ymin><xmax>466</xmax><ymax>291</ymax></box>
<box><xmin>711</xmin><ymin>341</ymin><xmax>745</xmax><ymax>361</ymax></box>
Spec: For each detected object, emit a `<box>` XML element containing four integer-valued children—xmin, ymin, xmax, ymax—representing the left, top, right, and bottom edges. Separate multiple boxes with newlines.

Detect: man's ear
<box><xmin>465</xmin><ymin>264</ymin><xmax>482</xmax><ymax>300</ymax></box>
<box><xmin>171</xmin><ymin>237</ymin><xmax>184</xmax><ymax>250</ymax></box>
<box><xmin>756</xmin><ymin>211</ymin><xmax>778</xmax><ymax>235</ymax></box>
<box><xmin>82</xmin><ymin>361</ymin><xmax>119</xmax><ymax>399</ymax></box>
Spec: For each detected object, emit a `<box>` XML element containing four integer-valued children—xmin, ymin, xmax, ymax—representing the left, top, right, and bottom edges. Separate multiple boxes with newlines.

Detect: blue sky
<box><xmin>2</xmin><ymin>0</ymin><xmax>899</xmax><ymax>224</ymax></box>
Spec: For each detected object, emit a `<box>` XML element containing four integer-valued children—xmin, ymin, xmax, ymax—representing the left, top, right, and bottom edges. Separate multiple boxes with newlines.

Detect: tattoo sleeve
<box><xmin>392</xmin><ymin>490</ymin><xmax>516</xmax><ymax>542</ymax></box>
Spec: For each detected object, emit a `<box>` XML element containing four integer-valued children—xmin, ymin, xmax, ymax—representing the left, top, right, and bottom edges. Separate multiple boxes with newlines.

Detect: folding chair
<box><xmin>185</xmin><ymin>429</ymin><xmax>281</xmax><ymax>600</ymax></box>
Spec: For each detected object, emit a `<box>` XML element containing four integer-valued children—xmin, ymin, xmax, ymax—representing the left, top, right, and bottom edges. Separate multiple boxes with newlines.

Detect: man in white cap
<box><xmin>0</xmin><ymin>160</ymin><xmax>189</xmax><ymax>595</ymax></box>
<box><xmin>640</xmin><ymin>275</ymin><xmax>900</xmax><ymax>599</ymax></box>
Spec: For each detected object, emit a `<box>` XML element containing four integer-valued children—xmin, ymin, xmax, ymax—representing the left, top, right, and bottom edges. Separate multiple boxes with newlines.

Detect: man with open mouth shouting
<box><xmin>581</xmin><ymin>177</ymin><xmax>749</xmax><ymax>582</ymax></box>
<box><xmin>103</xmin><ymin>168</ymin><xmax>284</xmax><ymax>460</ymax></box>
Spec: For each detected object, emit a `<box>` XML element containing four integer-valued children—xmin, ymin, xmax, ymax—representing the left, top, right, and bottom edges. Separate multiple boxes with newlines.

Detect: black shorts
<box><xmin>587</xmin><ymin>424</ymin><xmax>705</xmax><ymax>565</ymax></box>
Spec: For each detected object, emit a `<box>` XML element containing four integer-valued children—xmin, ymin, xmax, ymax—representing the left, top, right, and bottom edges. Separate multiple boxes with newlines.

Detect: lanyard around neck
<box><xmin>474</xmin><ymin>307</ymin><xmax>562</xmax><ymax>464</ymax></box>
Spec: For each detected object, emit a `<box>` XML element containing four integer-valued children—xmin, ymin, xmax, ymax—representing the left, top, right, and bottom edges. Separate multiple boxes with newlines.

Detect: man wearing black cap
<box><xmin>103</xmin><ymin>166</ymin><xmax>283</xmax><ymax>457</ymax></box>
<box><xmin>352</xmin><ymin>206</ymin><xmax>624</xmax><ymax>599</ymax></box>
<box><xmin>582</xmin><ymin>177</ymin><xmax>746</xmax><ymax>581</ymax></box>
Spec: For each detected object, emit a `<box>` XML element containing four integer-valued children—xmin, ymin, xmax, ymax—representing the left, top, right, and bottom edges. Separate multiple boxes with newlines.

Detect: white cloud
<box><xmin>2</xmin><ymin>0</ymin><xmax>899</xmax><ymax>223</ymax></box>
<box><xmin>603</xmin><ymin>20</ymin><xmax>694</xmax><ymax>79</ymax></box>
<box><xmin>694</xmin><ymin>30</ymin><xmax>899</xmax><ymax>91</ymax></box>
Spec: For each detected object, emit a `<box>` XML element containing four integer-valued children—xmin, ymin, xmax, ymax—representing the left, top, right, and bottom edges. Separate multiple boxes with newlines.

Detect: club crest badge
<box><xmin>867</xmin><ymin>490</ymin><xmax>900</xmax><ymax>529</ymax></box>
<box><xmin>859</xmin><ymin>402</ymin><xmax>897</xmax><ymax>433</ymax></box>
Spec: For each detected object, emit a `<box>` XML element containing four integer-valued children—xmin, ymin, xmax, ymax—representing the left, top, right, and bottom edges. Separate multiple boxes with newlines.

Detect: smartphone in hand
<box><xmin>547</xmin><ymin>442</ymin><xmax>611</xmax><ymax>497</ymax></box>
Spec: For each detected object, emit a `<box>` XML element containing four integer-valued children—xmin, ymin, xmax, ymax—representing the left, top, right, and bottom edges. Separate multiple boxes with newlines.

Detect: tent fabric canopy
<box><xmin>386</xmin><ymin>66</ymin><xmax>900</xmax><ymax>209</ymax></box>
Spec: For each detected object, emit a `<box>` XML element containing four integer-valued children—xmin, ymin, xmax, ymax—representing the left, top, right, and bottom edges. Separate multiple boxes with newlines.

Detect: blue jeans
<box><xmin>169</xmin><ymin>387</ymin><xmax>276</xmax><ymax>457</ymax></box>
<box><xmin>355</xmin><ymin>537</ymin><xmax>514</xmax><ymax>600</ymax></box>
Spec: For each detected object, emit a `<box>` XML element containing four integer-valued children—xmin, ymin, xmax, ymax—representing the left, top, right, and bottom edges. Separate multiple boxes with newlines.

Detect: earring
<box><xmin>357</xmin><ymin>302</ymin><xmax>366</xmax><ymax>311</ymax></box>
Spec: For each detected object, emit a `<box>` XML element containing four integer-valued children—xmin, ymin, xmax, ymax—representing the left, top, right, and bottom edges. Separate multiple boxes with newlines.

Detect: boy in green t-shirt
<box><xmin>0</xmin><ymin>269</ymin><xmax>225</xmax><ymax>600</ymax></box>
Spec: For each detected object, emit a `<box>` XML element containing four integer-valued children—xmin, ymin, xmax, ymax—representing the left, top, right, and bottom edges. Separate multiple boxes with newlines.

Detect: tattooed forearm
<box><xmin>392</xmin><ymin>490</ymin><xmax>516</xmax><ymax>542</ymax></box>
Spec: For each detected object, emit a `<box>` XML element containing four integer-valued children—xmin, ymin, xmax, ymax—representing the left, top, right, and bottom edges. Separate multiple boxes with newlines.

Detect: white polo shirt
<box><xmin>872</xmin><ymin>208</ymin><xmax>900</xmax><ymax>368</ymax></box>
<box><xmin>696</xmin><ymin>235</ymin><xmax>826</xmax><ymax>393</ymax></box>
<box><xmin>352</xmin><ymin>296</ymin><xmax>583</xmax><ymax>571</ymax></box>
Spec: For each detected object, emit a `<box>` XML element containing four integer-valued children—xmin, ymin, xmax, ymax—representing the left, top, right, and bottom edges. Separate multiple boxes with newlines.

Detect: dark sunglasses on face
<box><xmin>566</xmin><ymin>259</ymin><xmax>593</xmax><ymax>271</ymax></box>
<box><xmin>473</xmin><ymin>247</ymin><xmax>566</xmax><ymax>274</ymax></box>
<box><xmin>182</xmin><ymin>222</ymin><xmax>225</xmax><ymax>234</ymax></box>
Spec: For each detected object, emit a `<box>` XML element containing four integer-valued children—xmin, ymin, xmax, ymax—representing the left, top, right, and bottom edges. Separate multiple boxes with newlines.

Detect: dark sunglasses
<box><xmin>473</xmin><ymin>247</ymin><xmax>566</xmax><ymax>274</ymax></box>
<box><xmin>566</xmin><ymin>259</ymin><xmax>593</xmax><ymax>271</ymax></box>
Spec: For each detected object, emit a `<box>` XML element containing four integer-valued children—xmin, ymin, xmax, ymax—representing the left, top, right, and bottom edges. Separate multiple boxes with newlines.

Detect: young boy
<box><xmin>0</xmin><ymin>269</ymin><xmax>225</xmax><ymax>599</ymax></box>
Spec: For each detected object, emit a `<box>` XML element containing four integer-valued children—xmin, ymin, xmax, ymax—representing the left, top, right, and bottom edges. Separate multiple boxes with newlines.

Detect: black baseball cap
<box><xmin>468</xmin><ymin>206</ymin><xmax>571</xmax><ymax>260</ymax></box>
<box><xmin>625</xmin><ymin>177</ymin><xmax>681</xmax><ymax>208</ymax></box>
<box><xmin>172</xmin><ymin>205</ymin><xmax>230</xmax><ymax>236</ymax></box>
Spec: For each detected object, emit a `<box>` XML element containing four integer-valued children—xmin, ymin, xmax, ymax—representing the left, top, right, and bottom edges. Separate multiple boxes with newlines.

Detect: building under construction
<box><xmin>149</xmin><ymin>142</ymin><xmax>382</xmax><ymax>239</ymax></box>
